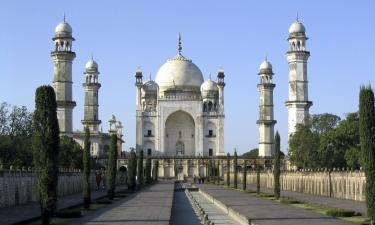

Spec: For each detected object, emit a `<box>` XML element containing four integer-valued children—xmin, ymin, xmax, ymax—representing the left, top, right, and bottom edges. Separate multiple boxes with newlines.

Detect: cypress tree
<box><xmin>359</xmin><ymin>85</ymin><xmax>375</xmax><ymax>223</ymax></box>
<box><xmin>137</xmin><ymin>150</ymin><xmax>144</xmax><ymax>189</ymax></box>
<box><xmin>256</xmin><ymin>161</ymin><xmax>260</xmax><ymax>194</ymax></box>
<box><xmin>83</xmin><ymin>126</ymin><xmax>91</xmax><ymax>208</ymax></box>
<box><xmin>32</xmin><ymin>86</ymin><xmax>60</xmax><ymax>225</ymax></box>
<box><xmin>106</xmin><ymin>134</ymin><xmax>118</xmax><ymax>199</ymax></box>
<box><xmin>226</xmin><ymin>153</ymin><xmax>230</xmax><ymax>187</ymax></box>
<box><xmin>274</xmin><ymin>131</ymin><xmax>281</xmax><ymax>199</ymax></box>
<box><xmin>234</xmin><ymin>149</ymin><xmax>238</xmax><ymax>189</ymax></box>
<box><xmin>127</xmin><ymin>149</ymin><xmax>137</xmax><ymax>190</ymax></box>
<box><xmin>145</xmin><ymin>156</ymin><xmax>152</xmax><ymax>184</ymax></box>
<box><xmin>217</xmin><ymin>160</ymin><xmax>220</xmax><ymax>184</ymax></box>
<box><xmin>152</xmin><ymin>159</ymin><xmax>158</xmax><ymax>182</ymax></box>
<box><xmin>242</xmin><ymin>160</ymin><xmax>247</xmax><ymax>191</ymax></box>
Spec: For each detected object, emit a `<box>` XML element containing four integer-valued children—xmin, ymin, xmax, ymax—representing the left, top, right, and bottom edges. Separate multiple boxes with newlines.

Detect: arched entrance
<box><xmin>165</xmin><ymin>110</ymin><xmax>195</xmax><ymax>156</ymax></box>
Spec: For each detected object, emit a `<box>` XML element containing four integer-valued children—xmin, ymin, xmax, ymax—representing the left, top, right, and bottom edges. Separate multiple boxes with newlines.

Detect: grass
<box><xmin>325</xmin><ymin>208</ymin><xmax>357</xmax><ymax>217</ymax></box>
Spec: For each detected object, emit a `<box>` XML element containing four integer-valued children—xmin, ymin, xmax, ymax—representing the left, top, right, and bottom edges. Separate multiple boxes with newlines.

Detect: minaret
<box><xmin>135</xmin><ymin>67</ymin><xmax>143</xmax><ymax>152</ymax></box>
<box><xmin>217</xmin><ymin>68</ymin><xmax>225</xmax><ymax>156</ymax></box>
<box><xmin>285</xmin><ymin>18</ymin><xmax>312</xmax><ymax>138</ymax></box>
<box><xmin>257</xmin><ymin>59</ymin><xmax>276</xmax><ymax>157</ymax></box>
<box><xmin>51</xmin><ymin>17</ymin><xmax>76</xmax><ymax>135</ymax></box>
<box><xmin>82</xmin><ymin>57</ymin><xmax>101</xmax><ymax>132</ymax></box>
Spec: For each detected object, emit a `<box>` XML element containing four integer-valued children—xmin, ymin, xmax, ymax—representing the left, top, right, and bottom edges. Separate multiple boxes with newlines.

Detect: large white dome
<box><xmin>155</xmin><ymin>54</ymin><xmax>204</xmax><ymax>90</ymax></box>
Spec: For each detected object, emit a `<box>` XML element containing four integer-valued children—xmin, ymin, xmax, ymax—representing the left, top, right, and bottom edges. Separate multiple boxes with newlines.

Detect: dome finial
<box><xmin>63</xmin><ymin>13</ymin><xmax>66</xmax><ymax>22</ymax></box>
<box><xmin>296</xmin><ymin>12</ymin><xmax>299</xmax><ymax>21</ymax></box>
<box><xmin>178</xmin><ymin>32</ymin><xmax>182</xmax><ymax>55</ymax></box>
<box><xmin>149</xmin><ymin>73</ymin><xmax>152</xmax><ymax>81</ymax></box>
<box><xmin>209</xmin><ymin>73</ymin><xmax>212</xmax><ymax>80</ymax></box>
<box><xmin>265</xmin><ymin>54</ymin><xmax>268</xmax><ymax>62</ymax></box>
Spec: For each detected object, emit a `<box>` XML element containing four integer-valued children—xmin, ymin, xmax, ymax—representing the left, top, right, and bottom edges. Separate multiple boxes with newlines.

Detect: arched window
<box><xmin>297</xmin><ymin>41</ymin><xmax>301</xmax><ymax>50</ymax></box>
<box><xmin>208</xmin><ymin>101</ymin><xmax>213</xmax><ymax>111</ymax></box>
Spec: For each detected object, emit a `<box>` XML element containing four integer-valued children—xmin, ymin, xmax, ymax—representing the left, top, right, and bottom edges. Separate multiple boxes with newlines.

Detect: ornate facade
<box><xmin>135</xmin><ymin>34</ymin><xmax>225</xmax><ymax>157</ymax></box>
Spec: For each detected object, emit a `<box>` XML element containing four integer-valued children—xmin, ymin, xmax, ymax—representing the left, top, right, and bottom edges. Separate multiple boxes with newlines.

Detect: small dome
<box><xmin>155</xmin><ymin>54</ymin><xmax>204</xmax><ymax>91</ymax></box>
<box><xmin>143</xmin><ymin>80</ymin><xmax>158</xmax><ymax>92</ymax></box>
<box><xmin>55</xmin><ymin>21</ymin><xmax>72</xmax><ymax>36</ymax></box>
<box><xmin>289</xmin><ymin>20</ymin><xmax>305</xmax><ymax>34</ymax></box>
<box><xmin>85</xmin><ymin>58</ymin><xmax>98</xmax><ymax>70</ymax></box>
<box><xmin>259</xmin><ymin>60</ymin><xmax>272</xmax><ymax>70</ymax></box>
<box><xmin>201</xmin><ymin>79</ymin><xmax>218</xmax><ymax>92</ymax></box>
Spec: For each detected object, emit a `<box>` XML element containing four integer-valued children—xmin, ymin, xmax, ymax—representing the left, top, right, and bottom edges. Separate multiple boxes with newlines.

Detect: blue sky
<box><xmin>0</xmin><ymin>1</ymin><xmax>374</xmax><ymax>154</ymax></box>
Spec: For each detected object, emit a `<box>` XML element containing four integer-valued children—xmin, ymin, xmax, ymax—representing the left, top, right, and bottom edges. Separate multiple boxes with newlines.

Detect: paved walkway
<box><xmin>67</xmin><ymin>181</ymin><xmax>175</xmax><ymax>225</ymax></box>
<box><xmin>197</xmin><ymin>184</ymin><xmax>356</xmax><ymax>225</ymax></box>
<box><xmin>246</xmin><ymin>183</ymin><xmax>367</xmax><ymax>216</ymax></box>
<box><xmin>0</xmin><ymin>185</ymin><xmax>127</xmax><ymax>225</ymax></box>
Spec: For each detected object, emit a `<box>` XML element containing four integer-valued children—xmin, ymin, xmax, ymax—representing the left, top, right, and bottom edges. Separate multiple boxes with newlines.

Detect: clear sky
<box><xmin>0</xmin><ymin>0</ymin><xmax>374</xmax><ymax>154</ymax></box>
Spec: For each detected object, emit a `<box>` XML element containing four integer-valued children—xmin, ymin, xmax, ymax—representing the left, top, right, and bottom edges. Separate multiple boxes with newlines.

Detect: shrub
<box><xmin>326</xmin><ymin>208</ymin><xmax>356</xmax><ymax>217</ymax></box>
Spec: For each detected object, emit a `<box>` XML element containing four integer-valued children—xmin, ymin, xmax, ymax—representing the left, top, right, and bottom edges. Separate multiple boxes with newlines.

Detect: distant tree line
<box><xmin>0</xmin><ymin>102</ymin><xmax>89</xmax><ymax>170</ymax></box>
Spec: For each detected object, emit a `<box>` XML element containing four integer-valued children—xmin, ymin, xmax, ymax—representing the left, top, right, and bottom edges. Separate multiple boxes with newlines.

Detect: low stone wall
<box><xmin>0</xmin><ymin>169</ymin><xmax>127</xmax><ymax>208</ymax></box>
<box><xmin>225</xmin><ymin>170</ymin><xmax>366</xmax><ymax>202</ymax></box>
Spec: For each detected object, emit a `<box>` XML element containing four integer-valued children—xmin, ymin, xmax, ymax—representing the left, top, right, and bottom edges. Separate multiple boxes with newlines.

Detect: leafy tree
<box><xmin>274</xmin><ymin>132</ymin><xmax>281</xmax><ymax>199</ymax></box>
<box><xmin>359</xmin><ymin>85</ymin><xmax>375</xmax><ymax>223</ymax></box>
<box><xmin>311</xmin><ymin>113</ymin><xmax>341</xmax><ymax>135</ymax></box>
<box><xmin>0</xmin><ymin>102</ymin><xmax>33</xmax><ymax>168</ymax></box>
<box><xmin>289</xmin><ymin>124</ymin><xmax>320</xmax><ymax>169</ymax></box>
<box><xmin>137</xmin><ymin>150</ymin><xmax>144</xmax><ymax>188</ymax></box>
<box><xmin>226</xmin><ymin>153</ymin><xmax>230</xmax><ymax>187</ymax></box>
<box><xmin>234</xmin><ymin>149</ymin><xmax>238</xmax><ymax>189</ymax></box>
<box><xmin>83</xmin><ymin>127</ymin><xmax>91</xmax><ymax>208</ymax></box>
<box><xmin>242</xmin><ymin>148</ymin><xmax>259</xmax><ymax>158</ymax></box>
<box><xmin>32</xmin><ymin>86</ymin><xmax>60</xmax><ymax>225</ymax></box>
<box><xmin>106</xmin><ymin>134</ymin><xmax>118</xmax><ymax>199</ymax></box>
<box><xmin>145</xmin><ymin>156</ymin><xmax>152</xmax><ymax>184</ymax></box>
<box><xmin>59</xmin><ymin>136</ymin><xmax>83</xmax><ymax>169</ymax></box>
<box><xmin>127</xmin><ymin>149</ymin><xmax>137</xmax><ymax>190</ymax></box>
<box><xmin>242</xmin><ymin>160</ymin><xmax>247</xmax><ymax>191</ymax></box>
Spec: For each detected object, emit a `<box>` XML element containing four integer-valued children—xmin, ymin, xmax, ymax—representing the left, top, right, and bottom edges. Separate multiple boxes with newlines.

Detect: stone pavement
<box><xmin>197</xmin><ymin>184</ymin><xmax>356</xmax><ymax>225</ymax></box>
<box><xmin>67</xmin><ymin>181</ymin><xmax>175</xmax><ymax>225</ymax></box>
<box><xmin>0</xmin><ymin>185</ymin><xmax>127</xmax><ymax>225</ymax></box>
<box><xmin>246</xmin><ymin>183</ymin><xmax>367</xmax><ymax>216</ymax></box>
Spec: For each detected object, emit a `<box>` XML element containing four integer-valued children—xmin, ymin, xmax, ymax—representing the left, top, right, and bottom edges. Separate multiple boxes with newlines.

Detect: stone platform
<box><xmin>197</xmin><ymin>184</ymin><xmax>356</xmax><ymax>225</ymax></box>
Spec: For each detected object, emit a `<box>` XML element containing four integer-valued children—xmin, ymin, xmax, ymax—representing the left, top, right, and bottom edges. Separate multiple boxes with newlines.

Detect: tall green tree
<box><xmin>127</xmin><ymin>149</ymin><xmax>137</xmax><ymax>190</ymax></box>
<box><xmin>106</xmin><ymin>134</ymin><xmax>118</xmax><ymax>199</ymax></box>
<box><xmin>226</xmin><ymin>153</ymin><xmax>230</xmax><ymax>187</ymax></box>
<box><xmin>137</xmin><ymin>150</ymin><xmax>144</xmax><ymax>188</ymax></box>
<box><xmin>274</xmin><ymin>132</ymin><xmax>281</xmax><ymax>199</ymax></box>
<box><xmin>145</xmin><ymin>156</ymin><xmax>152</xmax><ymax>184</ymax></box>
<box><xmin>83</xmin><ymin>127</ymin><xmax>91</xmax><ymax>208</ymax></box>
<box><xmin>242</xmin><ymin>160</ymin><xmax>247</xmax><ymax>191</ymax></box>
<box><xmin>32</xmin><ymin>86</ymin><xmax>60</xmax><ymax>225</ymax></box>
<box><xmin>256</xmin><ymin>161</ymin><xmax>260</xmax><ymax>195</ymax></box>
<box><xmin>216</xmin><ymin>160</ymin><xmax>220</xmax><ymax>184</ymax></box>
<box><xmin>359</xmin><ymin>85</ymin><xmax>375</xmax><ymax>223</ymax></box>
<box><xmin>234</xmin><ymin>149</ymin><xmax>238</xmax><ymax>189</ymax></box>
<box><xmin>152</xmin><ymin>159</ymin><xmax>158</xmax><ymax>182</ymax></box>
